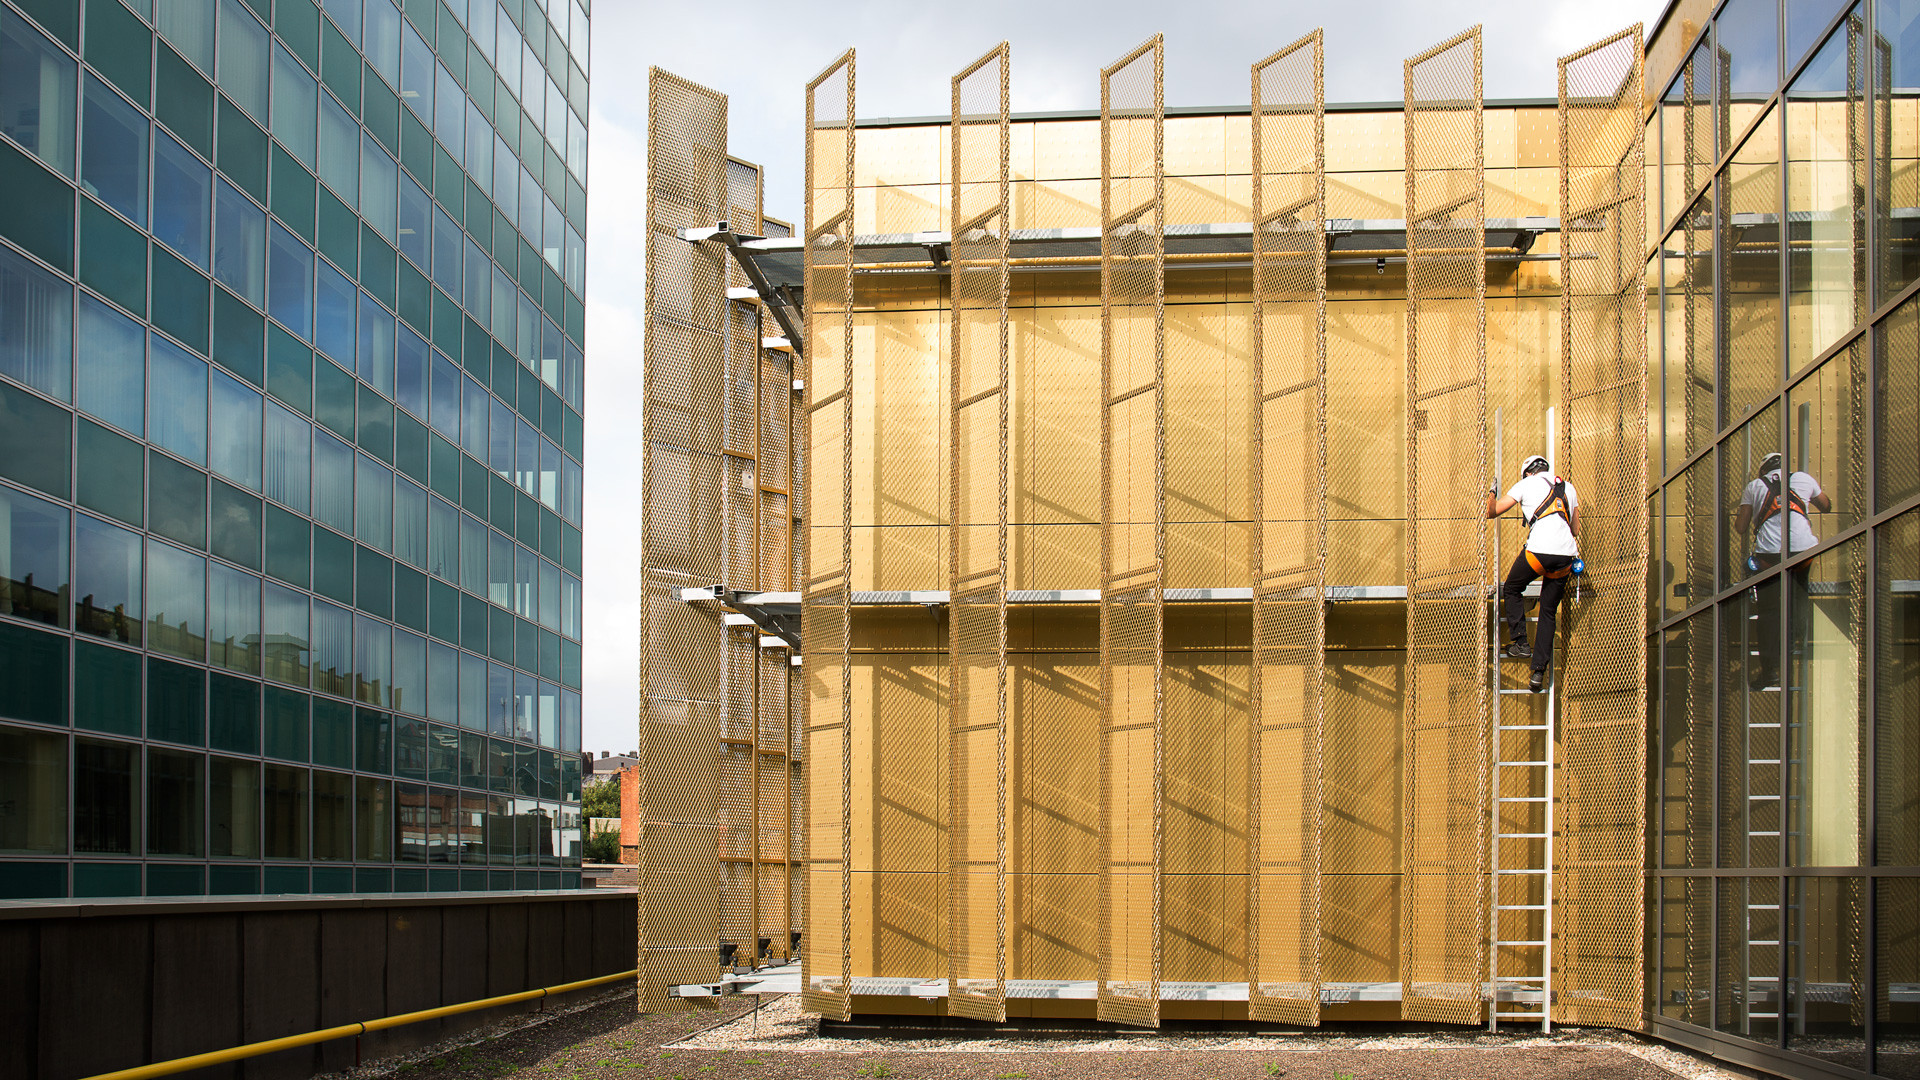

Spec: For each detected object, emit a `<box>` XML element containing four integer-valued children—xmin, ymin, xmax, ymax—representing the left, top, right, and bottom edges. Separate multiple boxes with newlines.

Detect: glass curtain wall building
<box><xmin>0</xmin><ymin>0</ymin><xmax>589</xmax><ymax>899</ymax></box>
<box><xmin>1648</xmin><ymin>0</ymin><xmax>1920</xmax><ymax>1074</ymax></box>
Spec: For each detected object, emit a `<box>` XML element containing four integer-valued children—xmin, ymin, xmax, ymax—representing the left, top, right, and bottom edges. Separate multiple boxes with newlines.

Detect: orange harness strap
<box><xmin>1525</xmin><ymin>549</ymin><xmax>1573</xmax><ymax>580</ymax></box>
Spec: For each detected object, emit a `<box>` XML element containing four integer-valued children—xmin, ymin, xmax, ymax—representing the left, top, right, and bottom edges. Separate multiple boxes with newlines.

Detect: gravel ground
<box><xmin>327</xmin><ymin>988</ymin><xmax>1766</xmax><ymax>1080</ymax></box>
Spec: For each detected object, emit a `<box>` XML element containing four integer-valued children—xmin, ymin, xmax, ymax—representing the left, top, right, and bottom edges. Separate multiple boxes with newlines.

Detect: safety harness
<box><xmin>1752</xmin><ymin>472</ymin><xmax>1809</xmax><ymax>538</ymax></box>
<box><xmin>1522</xmin><ymin>478</ymin><xmax>1574</xmax><ymax>580</ymax></box>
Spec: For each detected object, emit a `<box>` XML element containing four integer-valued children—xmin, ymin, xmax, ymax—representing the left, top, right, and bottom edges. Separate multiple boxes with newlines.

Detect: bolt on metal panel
<box><xmin>1401</xmin><ymin>26</ymin><xmax>1489</xmax><ymax>1027</ymax></box>
<box><xmin>1248</xmin><ymin>28</ymin><xmax>1327</xmax><ymax>1029</ymax></box>
<box><xmin>802</xmin><ymin>48</ymin><xmax>856</xmax><ymax>1024</ymax></box>
<box><xmin>1098</xmin><ymin>33</ymin><xmax>1165</xmax><ymax>1031</ymax></box>
<box><xmin>948</xmin><ymin>41</ymin><xmax>1013</xmax><ymax>1024</ymax></box>
<box><xmin>1556</xmin><ymin>25</ymin><xmax>1648</xmax><ymax>1030</ymax></box>
<box><xmin>640</xmin><ymin>68</ymin><xmax>730</xmax><ymax>1013</ymax></box>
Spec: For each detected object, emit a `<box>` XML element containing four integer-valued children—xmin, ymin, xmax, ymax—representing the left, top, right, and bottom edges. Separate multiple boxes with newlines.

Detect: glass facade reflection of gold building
<box><xmin>639</xmin><ymin>2</ymin><xmax>1920</xmax><ymax>1075</ymax></box>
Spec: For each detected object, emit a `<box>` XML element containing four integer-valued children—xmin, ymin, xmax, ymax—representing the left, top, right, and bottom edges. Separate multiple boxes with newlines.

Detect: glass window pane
<box><xmin>264</xmin><ymin>580</ymin><xmax>309</xmax><ymax>685</ymax></box>
<box><xmin>428</xmin><ymin>493</ymin><xmax>458</xmax><ymax>580</ymax></box>
<box><xmin>1785</xmin><ymin>536</ymin><xmax>1865</xmax><ymax>869</ymax></box>
<box><xmin>217</xmin><ymin>0</ymin><xmax>269</xmax><ymax>121</ymax></box>
<box><xmin>148</xmin><ymin>334</ymin><xmax>208</xmax><ymax>466</ymax></box>
<box><xmin>0</xmin><ymin>485</ymin><xmax>68</xmax><ymax>628</ymax></box>
<box><xmin>270</xmin><ymin>43</ymin><xmax>317</xmax><ymax>168</ymax></box>
<box><xmin>147</xmin><ymin>449</ymin><xmax>206</xmax><ymax>547</ymax></box>
<box><xmin>148</xmin><ymin>538</ymin><xmax>207</xmax><ymax>661</ymax></box>
<box><xmin>314</xmin><ymin>257</ymin><xmax>355</xmax><ymax>365</ymax></box>
<box><xmin>153</xmin><ymin>130</ymin><xmax>212</xmax><ymax>269</ymax></box>
<box><xmin>395</xmin><ymin>475</ymin><xmax>427</xmax><ymax>568</ymax></box>
<box><xmin>0</xmin><ymin>7</ymin><xmax>77</xmax><ymax>177</ymax></box>
<box><xmin>356</xmin><ymin>453</ymin><xmax>393</xmax><ymax>551</ymax></box>
<box><xmin>461</xmin><ymin>373</ymin><xmax>488</xmax><ymax>460</ymax></box>
<box><xmin>312</xmin><ymin>597</ymin><xmax>351</xmax><ymax>697</ymax></box>
<box><xmin>211</xmin><ymin>478</ymin><xmax>262</xmax><ymax>570</ymax></box>
<box><xmin>463</xmin><ymin>236</ymin><xmax>489</xmax><ymax>323</ymax></box>
<box><xmin>82</xmin><ymin>74</ymin><xmax>149</xmax><ymax>228</ymax></box>
<box><xmin>208</xmin><ymin>561</ymin><xmax>260</xmax><ymax>674</ymax></box>
<box><xmin>432</xmin><ymin>206</ymin><xmax>460</xmax><ymax>295</ymax></box>
<box><xmin>0</xmin><ymin>244</ymin><xmax>74</xmax><ymax>401</ymax></box>
<box><xmin>264</xmin><ymin>398</ymin><xmax>311</xmax><ymax>510</ymax></box>
<box><xmin>264</xmin><ymin>762</ymin><xmax>307</xmax><ymax>858</ymax></box>
<box><xmin>213</xmin><ymin>179</ymin><xmax>267</xmax><ymax>305</ymax></box>
<box><xmin>458</xmin><ymin>648</ymin><xmax>484</xmax><ymax>729</ymax></box>
<box><xmin>354</xmin><ymin>613</ymin><xmax>389</xmax><ymax>706</ymax></box>
<box><xmin>76</xmin><ymin>293</ymin><xmax>146</xmax><ymax>435</ymax></box>
<box><xmin>268</xmin><ymin>221</ymin><xmax>315</xmax><ymax>340</ymax></box>
<box><xmin>429</xmin><ymin>348</ymin><xmax>460</xmax><ymax>438</ymax></box>
<box><xmin>147</xmin><ymin>746</ymin><xmax>204</xmax><ymax>856</ymax></box>
<box><xmin>434</xmin><ymin>62</ymin><xmax>463</xmax><ymax>147</ymax></box>
<box><xmin>317</xmin><ymin>89</ymin><xmax>357</xmax><ymax>209</ymax></box>
<box><xmin>399</xmin><ymin>19</ymin><xmax>433</xmax><ymax>120</ymax></box>
<box><xmin>1787</xmin><ymin>19</ymin><xmax>1867</xmax><ymax>373</ymax></box>
<box><xmin>364</xmin><ymin>0</ymin><xmax>399</xmax><ymax>83</ymax></box>
<box><xmin>356</xmin><ymin>774</ymin><xmax>391</xmax><ymax>860</ymax></box>
<box><xmin>75</xmin><ymin>737</ymin><xmax>137</xmax><ymax>854</ymax></box>
<box><xmin>0</xmin><ymin>725</ymin><xmax>67</xmax><ymax>853</ymax></box>
<box><xmin>398</xmin><ymin>172</ymin><xmax>430</xmax><ymax>270</ymax></box>
<box><xmin>75</xmin><ymin>513</ymin><xmax>142</xmax><ymax>645</ymax></box>
<box><xmin>561</xmin><ymin>572</ymin><xmax>577</xmax><ymax>639</ymax></box>
<box><xmin>427</xmin><ymin>638</ymin><xmax>456</xmax><ymax>723</ymax></box>
<box><xmin>486</xmin><ymin>662</ymin><xmax>510</xmax><ymax>736</ymax></box>
<box><xmin>1879</xmin><ymin>294</ymin><xmax>1920</xmax><ymax>509</ymax></box>
<box><xmin>313</xmin><ymin>428</ymin><xmax>354</xmax><ymax>531</ymax></box>
<box><xmin>362</xmin><ymin>133</ymin><xmax>398</xmax><ymax>243</ymax></box>
<box><xmin>156</xmin><ymin>0</ymin><xmax>215</xmax><ymax>73</ymax></box>
<box><xmin>313</xmin><ymin>768</ymin><xmax>350</xmax><ymax>858</ymax></box>
<box><xmin>487</xmin><ymin>528</ymin><xmax>510</xmax><ymax>607</ymax></box>
<box><xmin>210</xmin><ymin>369</ymin><xmax>263</xmax><ymax>490</ymax></box>
<box><xmin>210</xmin><ymin>756</ymin><xmax>259</xmax><ymax>857</ymax></box>
<box><xmin>1876</xmin><ymin>510</ymin><xmax>1920</xmax><ymax>870</ymax></box>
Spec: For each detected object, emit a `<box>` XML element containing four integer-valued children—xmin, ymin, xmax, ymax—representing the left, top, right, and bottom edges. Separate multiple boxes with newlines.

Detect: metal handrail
<box><xmin>78</xmin><ymin>969</ymin><xmax>638</xmax><ymax>1080</ymax></box>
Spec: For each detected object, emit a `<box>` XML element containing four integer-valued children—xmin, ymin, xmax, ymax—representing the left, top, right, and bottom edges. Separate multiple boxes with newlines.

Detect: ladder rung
<box><xmin>1498</xmin><ymin>1012</ymin><xmax>1547</xmax><ymax>1019</ymax></box>
<box><xmin>1497</xmin><ymin>869</ymin><xmax>1549</xmax><ymax>875</ymax></box>
<box><xmin>1498</xmin><ymin>724</ymin><xmax>1550</xmax><ymax>730</ymax></box>
<box><xmin>1497</xmin><ymin>761</ymin><xmax>1550</xmax><ymax>766</ymax></box>
<box><xmin>1498</xmin><ymin>797</ymin><xmax>1548</xmax><ymax>802</ymax></box>
<box><xmin>1748</xmin><ymin>903</ymin><xmax>1781</xmax><ymax>910</ymax></box>
<box><xmin>1749</xmin><ymin>939</ymin><xmax>1781</xmax><ymax>947</ymax></box>
<box><xmin>1497</xmin><ymin>832</ymin><xmax>1549</xmax><ymax>839</ymax></box>
<box><xmin>1497</xmin><ymin>688</ymin><xmax>1540</xmax><ymax>695</ymax></box>
<box><xmin>1748</xmin><ymin>830</ymin><xmax>1782</xmax><ymax>837</ymax></box>
<box><xmin>1749</xmin><ymin>759</ymin><xmax>1782</xmax><ymax>766</ymax></box>
<box><xmin>1496</xmin><ymin>976</ymin><xmax>1548</xmax><ymax>982</ymax></box>
<box><xmin>1749</xmin><ymin>794</ymin><xmax>1781</xmax><ymax>801</ymax></box>
<box><xmin>1497</xmin><ymin>904</ymin><xmax>1548</xmax><ymax>910</ymax></box>
<box><xmin>1748</xmin><ymin>722</ymin><xmax>1781</xmax><ymax>729</ymax></box>
<box><xmin>1496</xmin><ymin>940</ymin><xmax>1549</xmax><ymax>946</ymax></box>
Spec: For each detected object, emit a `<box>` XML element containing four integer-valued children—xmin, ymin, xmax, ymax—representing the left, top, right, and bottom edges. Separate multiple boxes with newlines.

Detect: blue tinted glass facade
<box><xmin>0</xmin><ymin>0</ymin><xmax>588</xmax><ymax>899</ymax></box>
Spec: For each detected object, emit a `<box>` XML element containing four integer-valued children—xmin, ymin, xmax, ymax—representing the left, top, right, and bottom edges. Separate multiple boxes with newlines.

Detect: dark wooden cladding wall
<box><xmin>0</xmin><ymin>893</ymin><xmax>636</xmax><ymax>1080</ymax></box>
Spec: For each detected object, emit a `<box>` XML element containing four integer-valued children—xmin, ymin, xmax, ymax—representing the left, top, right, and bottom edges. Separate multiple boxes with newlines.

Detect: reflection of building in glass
<box><xmin>0</xmin><ymin>0</ymin><xmax>589</xmax><ymax>899</ymax></box>
<box><xmin>638</xmin><ymin>1</ymin><xmax>1920</xmax><ymax>1075</ymax></box>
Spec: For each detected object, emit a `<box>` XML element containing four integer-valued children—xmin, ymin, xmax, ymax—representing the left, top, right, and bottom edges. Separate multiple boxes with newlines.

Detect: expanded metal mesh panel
<box><xmin>1402</xmin><ymin>27</ymin><xmax>1487</xmax><ymax>1027</ymax></box>
<box><xmin>1556</xmin><ymin>27</ymin><xmax>1647</xmax><ymax>1030</ymax></box>
<box><xmin>640</xmin><ymin>68</ymin><xmax>729</xmax><ymax>1013</ymax></box>
<box><xmin>1247</xmin><ymin>29</ymin><xmax>1325</xmax><ymax>1029</ymax></box>
<box><xmin>802</xmin><ymin>49</ymin><xmax>856</xmax><ymax>1023</ymax></box>
<box><xmin>1098</xmin><ymin>35</ymin><xmax>1164</xmax><ymax>1030</ymax></box>
<box><xmin>948</xmin><ymin>42</ymin><xmax>1012</xmax><ymax>1024</ymax></box>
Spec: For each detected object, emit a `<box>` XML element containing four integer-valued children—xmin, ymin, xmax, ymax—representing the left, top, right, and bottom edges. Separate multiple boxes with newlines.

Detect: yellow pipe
<box><xmin>79</xmin><ymin>970</ymin><xmax>637</xmax><ymax>1080</ymax></box>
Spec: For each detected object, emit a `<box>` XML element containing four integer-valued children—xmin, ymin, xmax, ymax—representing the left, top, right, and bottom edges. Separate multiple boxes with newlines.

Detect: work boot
<box><xmin>1504</xmin><ymin>642</ymin><xmax>1532</xmax><ymax>660</ymax></box>
<box><xmin>1529</xmin><ymin>670</ymin><xmax>1545</xmax><ymax>693</ymax></box>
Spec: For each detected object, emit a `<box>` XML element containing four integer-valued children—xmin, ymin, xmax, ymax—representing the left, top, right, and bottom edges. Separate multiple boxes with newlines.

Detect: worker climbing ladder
<box><xmin>1486</xmin><ymin>410</ymin><xmax>1554</xmax><ymax>1033</ymax></box>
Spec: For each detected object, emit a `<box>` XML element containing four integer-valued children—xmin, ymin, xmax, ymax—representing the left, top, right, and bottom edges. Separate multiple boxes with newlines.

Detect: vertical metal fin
<box><xmin>1402</xmin><ymin>27</ymin><xmax>1488</xmax><ymax>1026</ymax></box>
<box><xmin>1098</xmin><ymin>33</ymin><xmax>1164</xmax><ymax>1030</ymax></box>
<box><xmin>1248</xmin><ymin>29</ymin><xmax>1327</xmax><ymax>1029</ymax></box>
<box><xmin>802</xmin><ymin>48</ymin><xmax>856</xmax><ymax>1024</ymax></box>
<box><xmin>640</xmin><ymin>67</ymin><xmax>729</xmax><ymax>1013</ymax></box>
<box><xmin>948</xmin><ymin>41</ymin><xmax>1012</xmax><ymax>1024</ymax></box>
<box><xmin>1556</xmin><ymin>25</ymin><xmax>1647</xmax><ymax>1030</ymax></box>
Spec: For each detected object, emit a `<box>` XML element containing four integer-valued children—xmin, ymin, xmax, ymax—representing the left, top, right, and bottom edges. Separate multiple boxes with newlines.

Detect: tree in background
<box><xmin>582</xmin><ymin>775</ymin><xmax>620</xmax><ymax>819</ymax></box>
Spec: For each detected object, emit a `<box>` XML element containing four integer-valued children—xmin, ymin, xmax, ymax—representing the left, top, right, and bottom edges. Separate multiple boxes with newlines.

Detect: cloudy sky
<box><xmin>576</xmin><ymin>0</ymin><xmax>1671</xmax><ymax>753</ymax></box>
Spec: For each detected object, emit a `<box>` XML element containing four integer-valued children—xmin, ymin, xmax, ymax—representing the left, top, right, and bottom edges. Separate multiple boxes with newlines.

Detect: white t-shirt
<box><xmin>1506</xmin><ymin>473</ymin><xmax>1580</xmax><ymax>556</ymax></box>
<box><xmin>1740</xmin><ymin>470</ymin><xmax>1822</xmax><ymax>555</ymax></box>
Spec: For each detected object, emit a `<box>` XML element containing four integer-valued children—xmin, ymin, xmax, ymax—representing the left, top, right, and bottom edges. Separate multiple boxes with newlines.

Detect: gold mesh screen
<box><xmin>1556</xmin><ymin>26</ymin><xmax>1647</xmax><ymax>1030</ymax></box>
<box><xmin>802</xmin><ymin>49</ymin><xmax>855</xmax><ymax>1023</ymax></box>
<box><xmin>1248</xmin><ymin>29</ymin><xmax>1326</xmax><ymax>1029</ymax></box>
<box><xmin>640</xmin><ymin>67</ymin><xmax>728</xmax><ymax>1012</ymax></box>
<box><xmin>948</xmin><ymin>41</ymin><xmax>1012</xmax><ymax>1023</ymax></box>
<box><xmin>1098</xmin><ymin>34</ymin><xmax>1164</xmax><ymax>1030</ymax></box>
<box><xmin>1401</xmin><ymin>27</ymin><xmax>1488</xmax><ymax>1026</ymax></box>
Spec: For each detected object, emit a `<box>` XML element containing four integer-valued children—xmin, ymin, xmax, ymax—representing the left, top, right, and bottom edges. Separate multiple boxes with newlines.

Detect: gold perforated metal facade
<box><xmin>639</xmin><ymin>23</ymin><xmax>1689</xmax><ymax>1035</ymax></box>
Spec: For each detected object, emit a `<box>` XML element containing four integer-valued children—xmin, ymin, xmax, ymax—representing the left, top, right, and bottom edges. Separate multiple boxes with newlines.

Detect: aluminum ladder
<box><xmin>1738</xmin><ymin>604</ymin><xmax>1800</xmax><ymax>1034</ymax></box>
<box><xmin>1486</xmin><ymin>409</ymin><xmax>1553</xmax><ymax>1033</ymax></box>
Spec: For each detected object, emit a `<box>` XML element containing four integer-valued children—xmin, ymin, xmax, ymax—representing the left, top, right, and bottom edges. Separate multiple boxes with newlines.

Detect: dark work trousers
<box><xmin>1750</xmin><ymin>552</ymin><xmax>1811</xmax><ymax>682</ymax></box>
<box><xmin>1503</xmin><ymin>550</ymin><xmax>1574</xmax><ymax>674</ymax></box>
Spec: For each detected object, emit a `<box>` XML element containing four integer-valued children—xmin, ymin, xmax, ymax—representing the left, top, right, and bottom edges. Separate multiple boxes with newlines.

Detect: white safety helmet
<box><xmin>1520</xmin><ymin>454</ymin><xmax>1550</xmax><ymax>477</ymax></box>
<box><xmin>1759</xmin><ymin>452</ymin><xmax>1783</xmax><ymax>476</ymax></box>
